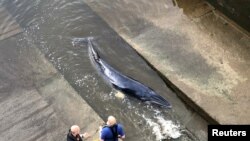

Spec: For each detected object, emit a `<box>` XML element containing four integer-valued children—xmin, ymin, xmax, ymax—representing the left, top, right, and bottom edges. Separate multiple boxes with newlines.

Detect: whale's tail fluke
<box><xmin>87</xmin><ymin>38</ymin><xmax>100</xmax><ymax>61</ymax></box>
<box><xmin>72</xmin><ymin>36</ymin><xmax>94</xmax><ymax>47</ymax></box>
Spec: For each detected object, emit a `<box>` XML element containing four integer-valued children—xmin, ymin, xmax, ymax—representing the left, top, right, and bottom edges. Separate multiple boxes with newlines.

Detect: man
<box><xmin>100</xmin><ymin>116</ymin><xmax>125</xmax><ymax>141</ymax></box>
<box><xmin>67</xmin><ymin>125</ymin><xmax>90</xmax><ymax>141</ymax></box>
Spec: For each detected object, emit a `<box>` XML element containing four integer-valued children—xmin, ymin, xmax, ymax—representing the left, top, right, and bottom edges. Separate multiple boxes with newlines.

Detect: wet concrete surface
<box><xmin>0</xmin><ymin>33</ymin><xmax>103</xmax><ymax>140</ymax></box>
<box><xmin>0</xmin><ymin>0</ymin><xmax>210</xmax><ymax>140</ymax></box>
<box><xmin>0</xmin><ymin>6</ymin><xmax>22</xmax><ymax>40</ymax></box>
<box><xmin>1</xmin><ymin>0</ymin><xmax>249</xmax><ymax>140</ymax></box>
<box><xmin>82</xmin><ymin>0</ymin><xmax>250</xmax><ymax>124</ymax></box>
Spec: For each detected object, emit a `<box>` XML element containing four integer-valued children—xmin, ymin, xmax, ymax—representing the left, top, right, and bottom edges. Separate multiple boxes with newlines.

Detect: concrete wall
<box><xmin>206</xmin><ymin>0</ymin><xmax>250</xmax><ymax>32</ymax></box>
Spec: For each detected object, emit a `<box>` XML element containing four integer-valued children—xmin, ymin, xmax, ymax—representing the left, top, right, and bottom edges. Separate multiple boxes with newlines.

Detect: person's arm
<box><xmin>118</xmin><ymin>125</ymin><xmax>125</xmax><ymax>139</ymax></box>
<box><xmin>80</xmin><ymin>132</ymin><xmax>91</xmax><ymax>140</ymax></box>
<box><xmin>118</xmin><ymin>134</ymin><xmax>125</xmax><ymax>140</ymax></box>
<box><xmin>100</xmin><ymin>128</ymin><xmax>106</xmax><ymax>141</ymax></box>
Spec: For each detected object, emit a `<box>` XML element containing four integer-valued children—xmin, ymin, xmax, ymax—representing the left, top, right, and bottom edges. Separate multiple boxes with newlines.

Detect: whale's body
<box><xmin>88</xmin><ymin>39</ymin><xmax>171</xmax><ymax>108</ymax></box>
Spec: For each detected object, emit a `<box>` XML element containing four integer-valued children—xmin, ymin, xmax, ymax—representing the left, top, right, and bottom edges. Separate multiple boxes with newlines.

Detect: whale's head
<box><xmin>143</xmin><ymin>89</ymin><xmax>172</xmax><ymax>108</ymax></box>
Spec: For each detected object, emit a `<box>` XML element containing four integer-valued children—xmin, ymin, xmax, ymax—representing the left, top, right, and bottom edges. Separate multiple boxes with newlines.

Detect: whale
<box><xmin>88</xmin><ymin>39</ymin><xmax>171</xmax><ymax>108</ymax></box>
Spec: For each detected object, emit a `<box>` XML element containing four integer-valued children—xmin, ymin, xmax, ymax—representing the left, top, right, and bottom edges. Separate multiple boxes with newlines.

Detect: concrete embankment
<box><xmin>83</xmin><ymin>0</ymin><xmax>250</xmax><ymax>124</ymax></box>
<box><xmin>0</xmin><ymin>26</ymin><xmax>103</xmax><ymax>141</ymax></box>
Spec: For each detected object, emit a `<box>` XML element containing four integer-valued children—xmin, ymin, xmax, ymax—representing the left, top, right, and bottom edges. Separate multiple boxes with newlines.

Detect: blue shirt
<box><xmin>101</xmin><ymin>124</ymin><xmax>125</xmax><ymax>141</ymax></box>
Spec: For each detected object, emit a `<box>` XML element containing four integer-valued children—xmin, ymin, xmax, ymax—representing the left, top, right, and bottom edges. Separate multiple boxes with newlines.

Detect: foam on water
<box><xmin>143</xmin><ymin>115</ymin><xmax>182</xmax><ymax>140</ymax></box>
<box><xmin>157</xmin><ymin>117</ymin><xmax>182</xmax><ymax>139</ymax></box>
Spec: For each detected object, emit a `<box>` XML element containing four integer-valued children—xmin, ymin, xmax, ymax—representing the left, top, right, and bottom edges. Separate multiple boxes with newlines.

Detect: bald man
<box><xmin>67</xmin><ymin>125</ymin><xmax>90</xmax><ymax>141</ymax></box>
<box><xmin>100</xmin><ymin>116</ymin><xmax>125</xmax><ymax>141</ymax></box>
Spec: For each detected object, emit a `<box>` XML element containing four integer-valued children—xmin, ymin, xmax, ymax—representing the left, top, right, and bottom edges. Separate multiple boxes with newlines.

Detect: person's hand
<box><xmin>80</xmin><ymin>132</ymin><xmax>91</xmax><ymax>139</ymax></box>
<box><xmin>99</xmin><ymin>126</ymin><xmax>103</xmax><ymax>131</ymax></box>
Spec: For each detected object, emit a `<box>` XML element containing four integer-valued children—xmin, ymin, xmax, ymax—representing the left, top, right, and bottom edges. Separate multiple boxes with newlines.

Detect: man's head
<box><xmin>70</xmin><ymin>125</ymin><xmax>80</xmax><ymax>137</ymax></box>
<box><xmin>106</xmin><ymin>116</ymin><xmax>117</xmax><ymax>126</ymax></box>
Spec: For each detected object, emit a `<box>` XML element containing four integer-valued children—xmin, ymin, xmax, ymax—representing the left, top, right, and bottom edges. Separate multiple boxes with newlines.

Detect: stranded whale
<box><xmin>88</xmin><ymin>39</ymin><xmax>171</xmax><ymax>108</ymax></box>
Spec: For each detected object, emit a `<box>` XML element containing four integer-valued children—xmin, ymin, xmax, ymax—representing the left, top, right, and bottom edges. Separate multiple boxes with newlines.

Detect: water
<box><xmin>1</xmin><ymin>0</ymin><xmax>207</xmax><ymax>140</ymax></box>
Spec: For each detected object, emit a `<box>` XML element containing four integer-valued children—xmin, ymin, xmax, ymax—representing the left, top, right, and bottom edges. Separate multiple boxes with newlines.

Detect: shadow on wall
<box><xmin>205</xmin><ymin>0</ymin><xmax>250</xmax><ymax>32</ymax></box>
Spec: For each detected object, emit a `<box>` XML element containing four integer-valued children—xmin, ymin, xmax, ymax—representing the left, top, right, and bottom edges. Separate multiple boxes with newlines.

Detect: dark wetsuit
<box><xmin>67</xmin><ymin>132</ymin><xmax>83</xmax><ymax>141</ymax></box>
